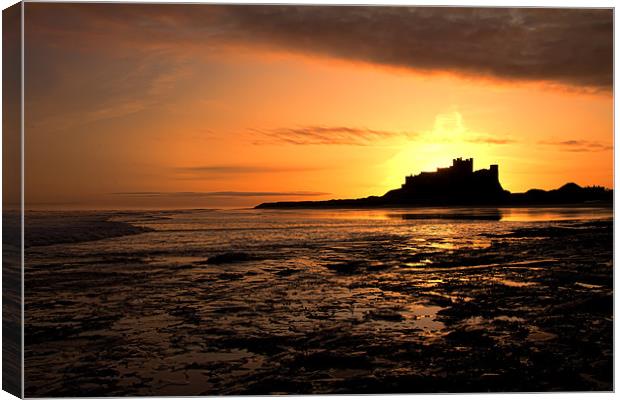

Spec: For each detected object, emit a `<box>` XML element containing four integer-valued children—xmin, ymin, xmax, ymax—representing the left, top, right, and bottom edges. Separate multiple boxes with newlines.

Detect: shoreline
<box><xmin>254</xmin><ymin>201</ymin><xmax>614</xmax><ymax>210</ymax></box>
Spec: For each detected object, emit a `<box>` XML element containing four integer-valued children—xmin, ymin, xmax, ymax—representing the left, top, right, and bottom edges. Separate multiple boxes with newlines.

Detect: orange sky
<box><xmin>23</xmin><ymin>4</ymin><xmax>613</xmax><ymax>209</ymax></box>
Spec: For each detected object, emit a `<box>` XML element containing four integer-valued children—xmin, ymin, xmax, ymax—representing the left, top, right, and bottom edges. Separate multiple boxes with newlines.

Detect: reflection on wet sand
<box><xmin>24</xmin><ymin>207</ymin><xmax>612</xmax><ymax>395</ymax></box>
<box><xmin>398</xmin><ymin>211</ymin><xmax>502</xmax><ymax>221</ymax></box>
<box><xmin>387</xmin><ymin>206</ymin><xmax>612</xmax><ymax>223</ymax></box>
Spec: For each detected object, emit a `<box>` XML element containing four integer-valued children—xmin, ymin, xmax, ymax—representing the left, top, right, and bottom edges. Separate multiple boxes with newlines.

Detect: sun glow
<box><xmin>431</xmin><ymin>111</ymin><xmax>467</xmax><ymax>140</ymax></box>
<box><xmin>380</xmin><ymin>111</ymin><xmax>502</xmax><ymax>192</ymax></box>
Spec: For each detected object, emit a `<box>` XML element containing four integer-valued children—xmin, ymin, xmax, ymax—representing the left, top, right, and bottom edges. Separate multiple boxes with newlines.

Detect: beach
<box><xmin>24</xmin><ymin>207</ymin><xmax>613</xmax><ymax>395</ymax></box>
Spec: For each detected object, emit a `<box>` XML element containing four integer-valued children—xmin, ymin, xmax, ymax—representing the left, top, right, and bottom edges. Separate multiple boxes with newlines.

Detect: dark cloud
<box><xmin>225</xmin><ymin>6</ymin><xmax>612</xmax><ymax>90</ymax></box>
<box><xmin>112</xmin><ymin>191</ymin><xmax>329</xmax><ymax>198</ymax></box>
<box><xmin>538</xmin><ymin>139</ymin><xmax>613</xmax><ymax>152</ymax></box>
<box><xmin>251</xmin><ymin>126</ymin><xmax>416</xmax><ymax>145</ymax></box>
<box><xmin>26</xmin><ymin>4</ymin><xmax>612</xmax><ymax>90</ymax></box>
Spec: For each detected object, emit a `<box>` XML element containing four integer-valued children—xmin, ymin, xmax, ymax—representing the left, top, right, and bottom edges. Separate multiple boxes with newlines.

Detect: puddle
<box><xmin>575</xmin><ymin>282</ymin><xmax>603</xmax><ymax>289</ymax></box>
<box><xmin>493</xmin><ymin>315</ymin><xmax>526</xmax><ymax>323</ymax></box>
<box><xmin>402</xmin><ymin>303</ymin><xmax>445</xmax><ymax>331</ymax></box>
<box><xmin>527</xmin><ymin>327</ymin><xmax>558</xmax><ymax>342</ymax></box>
<box><xmin>493</xmin><ymin>278</ymin><xmax>538</xmax><ymax>288</ymax></box>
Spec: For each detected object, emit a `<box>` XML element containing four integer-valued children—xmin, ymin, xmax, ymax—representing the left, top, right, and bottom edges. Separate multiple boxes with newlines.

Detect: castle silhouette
<box><xmin>387</xmin><ymin>157</ymin><xmax>505</xmax><ymax>203</ymax></box>
<box><xmin>255</xmin><ymin>157</ymin><xmax>611</xmax><ymax>208</ymax></box>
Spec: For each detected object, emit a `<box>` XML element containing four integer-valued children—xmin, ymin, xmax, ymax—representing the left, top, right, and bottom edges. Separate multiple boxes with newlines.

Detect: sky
<box><xmin>22</xmin><ymin>4</ymin><xmax>613</xmax><ymax>209</ymax></box>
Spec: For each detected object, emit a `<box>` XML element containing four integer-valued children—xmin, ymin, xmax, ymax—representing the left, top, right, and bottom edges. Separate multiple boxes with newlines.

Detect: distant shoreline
<box><xmin>256</xmin><ymin>182</ymin><xmax>613</xmax><ymax>210</ymax></box>
<box><xmin>255</xmin><ymin>201</ymin><xmax>613</xmax><ymax>210</ymax></box>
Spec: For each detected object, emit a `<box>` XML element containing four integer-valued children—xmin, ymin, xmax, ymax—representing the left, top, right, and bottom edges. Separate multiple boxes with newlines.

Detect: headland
<box><xmin>255</xmin><ymin>157</ymin><xmax>612</xmax><ymax>209</ymax></box>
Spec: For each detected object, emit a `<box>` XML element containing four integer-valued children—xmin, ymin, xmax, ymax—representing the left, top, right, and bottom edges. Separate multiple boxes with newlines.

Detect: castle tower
<box><xmin>452</xmin><ymin>157</ymin><xmax>473</xmax><ymax>175</ymax></box>
<box><xmin>489</xmin><ymin>164</ymin><xmax>498</xmax><ymax>179</ymax></box>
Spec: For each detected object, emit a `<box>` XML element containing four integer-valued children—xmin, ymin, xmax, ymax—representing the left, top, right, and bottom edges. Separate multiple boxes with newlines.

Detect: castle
<box><xmin>390</xmin><ymin>157</ymin><xmax>505</xmax><ymax>202</ymax></box>
<box><xmin>402</xmin><ymin>157</ymin><xmax>498</xmax><ymax>189</ymax></box>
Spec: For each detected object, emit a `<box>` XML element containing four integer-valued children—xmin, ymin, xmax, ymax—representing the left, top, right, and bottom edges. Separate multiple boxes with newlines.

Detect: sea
<box><xmin>22</xmin><ymin>206</ymin><xmax>613</xmax><ymax>395</ymax></box>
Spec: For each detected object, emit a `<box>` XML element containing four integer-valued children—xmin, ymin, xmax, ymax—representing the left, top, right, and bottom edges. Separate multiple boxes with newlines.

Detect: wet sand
<box><xmin>24</xmin><ymin>209</ymin><xmax>612</xmax><ymax>395</ymax></box>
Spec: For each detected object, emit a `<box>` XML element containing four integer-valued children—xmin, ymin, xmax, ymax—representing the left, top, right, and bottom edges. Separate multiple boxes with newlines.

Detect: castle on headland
<box><xmin>383</xmin><ymin>157</ymin><xmax>507</xmax><ymax>204</ymax></box>
<box><xmin>255</xmin><ymin>156</ymin><xmax>612</xmax><ymax>208</ymax></box>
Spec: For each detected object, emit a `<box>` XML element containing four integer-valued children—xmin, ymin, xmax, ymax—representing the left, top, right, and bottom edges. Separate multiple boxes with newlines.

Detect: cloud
<box><xmin>112</xmin><ymin>191</ymin><xmax>329</xmax><ymax>198</ymax></box>
<box><xmin>172</xmin><ymin>164</ymin><xmax>326</xmax><ymax>181</ymax></box>
<box><xmin>538</xmin><ymin>139</ymin><xmax>613</xmax><ymax>152</ymax></box>
<box><xmin>251</xmin><ymin>126</ymin><xmax>417</xmax><ymax>146</ymax></box>
<box><xmin>26</xmin><ymin>36</ymin><xmax>192</xmax><ymax>132</ymax></box>
<box><xmin>466</xmin><ymin>135</ymin><xmax>517</xmax><ymax>145</ymax></box>
<box><xmin>26</xmin><ymin>4</ymin><xmax>612</xmax><ymax>91</ymax></box>
<box><xmin>176</xmin><ymin>165</ymin><xmax>323</xmax><ymax>174</ymax></box>
<box><xmin>225</xmin><ymin>6</ymin><xmax>612</xmax><ymax>91</ymax></box>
